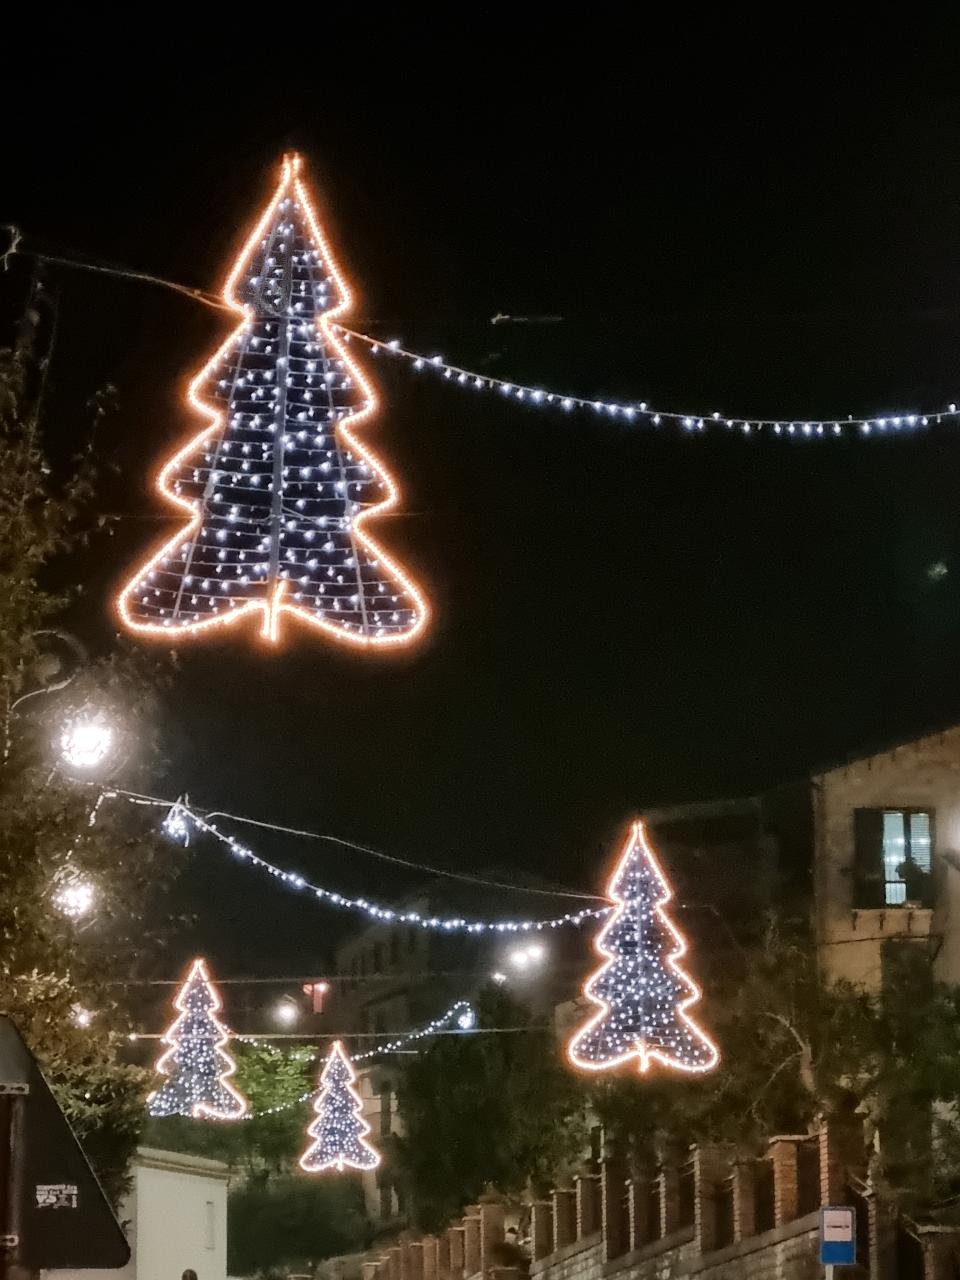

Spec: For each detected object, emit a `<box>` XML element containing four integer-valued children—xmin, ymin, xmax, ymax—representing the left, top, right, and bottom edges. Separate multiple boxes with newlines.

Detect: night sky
<box><xmin>3</xmin><ymin>28</ymin><xmax>960</xmax><ymax>976</ymax></box>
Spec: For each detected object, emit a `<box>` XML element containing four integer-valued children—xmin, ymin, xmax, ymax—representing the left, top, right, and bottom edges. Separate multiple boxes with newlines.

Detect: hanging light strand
<box><xmin>12</xmin><ymin>227</ymin><xmax>957</xmax><ymax>440</ymax></box>
<box><xmin>336</xmin><ymin>326</ymin><xmax>957</xmax><ymax>440</ymax></box>
<box><xmin>160</xmin><ymin>798</ymin><xmax>609</xmax><ymax>934</ymax></box>
<box><xmin>242</xmin><ymin>1000</ymin><xmax>477</xmax><ymax>1119</ymax></box>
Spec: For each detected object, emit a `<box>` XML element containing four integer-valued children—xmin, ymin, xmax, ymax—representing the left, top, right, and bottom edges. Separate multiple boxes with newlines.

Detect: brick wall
<box><xmin>358</xmin><ymin>1123</ymin><xmax>926</xmax><ymax>1280</ymax></box>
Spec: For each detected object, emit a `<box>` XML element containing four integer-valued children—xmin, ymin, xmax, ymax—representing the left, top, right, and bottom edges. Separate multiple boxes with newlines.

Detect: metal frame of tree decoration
<box><xmin>568</xmin><ymin>821</ymin><xmax>719</xmax><ymax>1076</ymax></box>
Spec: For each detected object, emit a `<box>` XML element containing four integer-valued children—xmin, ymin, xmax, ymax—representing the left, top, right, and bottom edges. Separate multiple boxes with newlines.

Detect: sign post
<box><xmin>820</xmin><ymin>1205</ymin><xmax>856</xmax><ymax>1280</ymax></box>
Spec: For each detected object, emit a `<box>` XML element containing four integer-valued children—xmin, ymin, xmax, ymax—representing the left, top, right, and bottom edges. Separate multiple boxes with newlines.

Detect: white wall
<box><xmin>46</xmin><ymin>1146</ymin><xmax>229</xmax><ymax>1280</ymax></box>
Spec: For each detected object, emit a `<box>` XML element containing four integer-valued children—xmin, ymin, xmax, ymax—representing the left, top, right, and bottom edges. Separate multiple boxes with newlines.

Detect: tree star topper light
<box><xmin>147</xmin><ymin>957</ymin><xmax>248</xmax><ymax>1120</ymax></box>
<box><xmin>117</xmin><ymin>153</ymin><xmax>428</xmax><ymax>648</ymax></box>
<box><xmin>568</xmin><ymin>821</ymin><xmax>719</xmax><ymax>1076</ymax></box>
<box><xmin>299</xmin><ymin>1039</ymin><xmax>380</xmax><ymax>1173</ymax></box>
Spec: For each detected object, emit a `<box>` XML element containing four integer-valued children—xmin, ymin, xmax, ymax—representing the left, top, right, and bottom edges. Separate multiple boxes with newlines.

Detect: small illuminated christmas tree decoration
<box><xmin>299</xmin><ymin>1040</ymin><xmax>380</xmax><ymax>1173</ymax></box>
<box><xmin>148</xmin><ymin>958</ymin><xmax>248</xmax><ymax>1120</ymax></box>
<box><xmin>568</xmin><ymin>821</ymin><xmax>719</xmax><ymax>1076</ymax></box>
<box><xmin>118</xmin><ymin>153</ymin><xmax>428</xmax><ymax>647</ymax></box>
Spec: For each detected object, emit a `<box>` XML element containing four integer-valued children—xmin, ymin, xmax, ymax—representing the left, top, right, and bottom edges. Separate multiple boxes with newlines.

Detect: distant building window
<box><xmin>204</xmin><ymin>1200</ymin><xmax>215</xmax><ymax>1250</ymax></box>
<box><xmin>854</xmin><ymin>809</ymin><xmax>934</xmax><ymax>908</ymax></box>
<box><xmin>390</xmin><ymin>932</ymin><xmax>401</xmax><ymax>967</ymax></box>
<box><xmin>380</xmin><ymin>1086</ymin><xmax>392</xmax><ymax>1134</ymax></box>
<box><xmin>373</xmin><ymin>943</ymin><xmax>384</xmax><ymax>973</ymax></box>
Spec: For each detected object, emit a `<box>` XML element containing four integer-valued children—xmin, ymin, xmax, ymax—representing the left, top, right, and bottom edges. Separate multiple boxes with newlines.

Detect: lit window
<box><xmin>854</xmin><ymin>808</ymin><xmax>934</xmax><ymax>908</ymax></box>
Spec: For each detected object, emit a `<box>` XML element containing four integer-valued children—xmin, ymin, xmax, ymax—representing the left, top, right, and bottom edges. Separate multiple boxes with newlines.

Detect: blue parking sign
<box><xmin>820</xmin><ymin>1206</ymin><xmax>856</xmax><ymax>1266</ymax></box>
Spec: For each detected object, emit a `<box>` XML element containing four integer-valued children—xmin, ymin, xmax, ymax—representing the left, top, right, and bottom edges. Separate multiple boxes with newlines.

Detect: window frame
<box><xmin>852</xmin><ymin>806</ymin><xmax>934</xmax><ymax>909</ymax></box>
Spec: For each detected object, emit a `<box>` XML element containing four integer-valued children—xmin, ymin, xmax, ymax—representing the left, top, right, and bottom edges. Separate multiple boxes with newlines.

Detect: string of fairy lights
<box><xmin>156</xmin><ymin>795</ymin><xmax>610</xmax><ymax>934</ymax></box>
<box><xmin>10</xmin><ymin>224</ymin><xmax>960</xmax><ymax>445</ymax></box>
<box><xmin>236</xmin><ymin>1001</ymin><xmax>477</xmax><ymax>1121</ymax></box>
<box><xmin>336</xmin><ymin>325</ymin><xmax>957</xmax><ymax>438</ymax></box>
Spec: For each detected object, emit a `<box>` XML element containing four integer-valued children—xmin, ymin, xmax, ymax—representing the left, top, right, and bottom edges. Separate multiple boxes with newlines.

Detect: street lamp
<box><xmin>274</xmin><ymin>998</ymin><xmax>300</xmax><ymax>1027</ymax></box>
<box><xmin>58</xmin><ymin>713</ymin><xmax>116</xmax><ymax>771</ymax></box>
<box><xmin>53</xmin><ymin>875</ymin><xmax>97</xmax><ymax>920</ymax></box>
<box><xmin>506</xmin><ymin>942</ymin><xmax>548</xmax><ymax>972</ymax></box>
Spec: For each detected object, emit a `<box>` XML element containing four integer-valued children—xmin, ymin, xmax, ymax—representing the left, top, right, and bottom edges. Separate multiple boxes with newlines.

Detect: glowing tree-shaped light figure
<box><xmin>568</xmin><ymin>821</ymin><xmax>719</xmax><ymax>1076</ymax></box>
<box><xmin>148</xmin><ymin>958</ymin><xmax>247</xmax><ymax>1120</ymax></box>
<box><xmin>118</xmin><ymin>153</ymin><xmax>428</xmax><ymax>647</ymax></box>
<box><xmin>299</xmin><ymin>1040</ymin><xmax>380</xmax><ymax>1173</ymax></box>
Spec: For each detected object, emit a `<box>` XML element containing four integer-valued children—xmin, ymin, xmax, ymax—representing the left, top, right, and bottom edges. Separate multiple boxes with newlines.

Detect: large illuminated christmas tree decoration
<box><xmin>117</xmin><ymin>154</ymin><xmax>428</xmax><ymax>647</ymax></box>
<box><xmin>299</xmin><ymin>1040</ymin><xmax>380</xmax><ymax>1173</ymax></box>
<box><xmin>568</xmin><ymin>821</ymin><xmax>719</xmax><ymax>1076</ymax></box>
<box><xmin>148</xmin><ymin>958</ymin><xmax>248</xmax><ymax>1119</ymax></box>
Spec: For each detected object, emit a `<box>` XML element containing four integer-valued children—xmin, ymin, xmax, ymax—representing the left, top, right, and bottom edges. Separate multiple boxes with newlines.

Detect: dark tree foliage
<box><xmin>0</xmin><ymin>287</ymin><xmax>180</xmax><ymax>1203</ymax></box>
<box><xmin>396</xmin><ymin>987</ymin><xmax>588</xmax><ymax>1232</ymax></box>
<box><xmin>228</xmin><ymin>1178</ymin><xmax>371</xmax><ymax>1276</ymax></box>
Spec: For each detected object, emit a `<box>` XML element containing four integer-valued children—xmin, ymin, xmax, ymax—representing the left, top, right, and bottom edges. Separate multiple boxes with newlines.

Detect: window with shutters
<box><xmin>853</xmin><ymin>809</ymin><xmax>934</xmax><ymax>908</ymax></box>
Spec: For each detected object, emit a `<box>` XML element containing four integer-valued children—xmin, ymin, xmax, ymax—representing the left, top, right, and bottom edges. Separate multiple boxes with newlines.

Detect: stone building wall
<box><xmin>813</xmin><ymin>726</ymin><xmax>960</xmax><ymax>989</ymax></box>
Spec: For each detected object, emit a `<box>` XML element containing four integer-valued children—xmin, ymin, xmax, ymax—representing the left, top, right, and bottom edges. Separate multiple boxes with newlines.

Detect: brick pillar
<box><xmin>362</xmin><ymin>1264</ymin><xmax>379</xmax><ymax>1280</ymax></box>
<box><xmin>406</xmin><ymin>1243</ymin><xmax>424</xmax><ymax>1280</ymax></box>
<box><xmin>488</xmin><ymin>1270</ymin><xmax>524</xmax><ymax>1280</ymax></box>
<box><xmin>575</xmin><ymin>1173</ymin><xmax>601</xmax><ymax>1238</ymax></box>
<box><xmin>479</xmin><ymin>1199</ymin><xmax>505</xmax><ymax>1272</ymax></box>
<box><xmin>447</xmin><ymin>1226</ymin><xmax>465</xmax><ymax>1278</ymax></box>
<box><xmin>531</xmin><ymin>1200</ymin><xmax>554</xmax><ymax>1260</ymax></box>
<box><xmin>769</xmin><ymin>1139</ymin><xmax>800</xmax><ymax>1226</ymax></box>
<box><xmin>552</xmin><ymin>1188</ymin><xmax>577</xmax><ymax>1249</ymax></box>
<box><xmin>437</xmin><ymin>1232</ymin><xmax>451</xmax><ymax>1279</ymax></box>
<box><xmin>626</xmin><ymin>1176</ymin><xmax>650</xmax><ymax>1250</ymax></box>
<box><xmin>389</xmin><ymin>1247</ymin><xmax>403</xmax><ymax>1280</ymax></box>
<box><xmin>694</xmin><ymin>1146</ymin><xmax>730</xmax><ymax>1254</ymax></box>
<box><xmin>731</xmin><ymin>1162</ymin><xmax>756</xmax><ymax>1241</ymax></box>
<box><xmin>658</xmin><ymin>1167</ymin><xmax>681</xmax><ymax>1237</ymax></box>
<box><xmin>602</xmin><ymin>1156</ymin><xmax>628</xmax><ymax>1261</ymax></box>
<box><xmin>463</xmin><ymin>1210</ymin><xmax>481</xmax><ymax>1277</ymax></box>
<box><xmin>918</xmin><ymin>1228</ymin><xmax>960</xmax><ymax>1280</ymax></box>
<box><xmin>819</xmin><ymin>1113</ymin><xmax>865</xmax><ymax>1204</ymax></box>
<box><xmin>421</xmin><ymin>1237</ymin><xmax>438</xmax><ymax>1280</ymax></box>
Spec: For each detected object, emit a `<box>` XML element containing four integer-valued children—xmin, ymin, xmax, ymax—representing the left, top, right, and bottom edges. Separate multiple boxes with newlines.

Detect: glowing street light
<box><xmin>274</xmin><ymin>998</ymin><xmax>300</xmax><ymax>1027</ymax></box>
<box><xmin>507</xmin><ymin>942</ymin><xmax>548</xmax><ymax>972</ymax></box>
<box><xmin>53</xmin><ymin>876</ymin><xmax>96</xmax><ymax>920</ymax></box>
<box><xmin>59</xmin><ymin>713</ymin><xmax>116</xmax><ymax>771</ymax></box>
